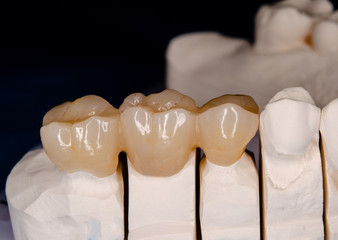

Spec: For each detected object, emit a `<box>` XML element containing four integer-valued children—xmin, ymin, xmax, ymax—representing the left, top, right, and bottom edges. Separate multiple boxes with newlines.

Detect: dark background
<box><xmin>1</xmin><ymin>0</ymin><xmax>337</xmax><ymax>191</ymax></box>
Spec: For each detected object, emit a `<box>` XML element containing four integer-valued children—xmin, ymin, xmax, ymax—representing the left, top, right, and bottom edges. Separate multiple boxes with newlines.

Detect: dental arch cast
<box><xmin>260</xmin><ymin>87</ymin><xmax>323</xmax><ymax>239</ymax></box>
<box><xmin>166</xmin><ymin>0</ymin><xmax>338</xmax><ymax>110</ymax></box>
<box><xmin>254</xmin><ymin>0</ymin><xmax>335</xmax><ymax>54</ymax></box>
<box><xmin>120</xmin><ymin>89</ymin><xmax>197</xmax><ymax>239</ymax></box>
<box><xmin>198</xmin><ymin>95</ymin><xmax>260</xmax><ymax>240</ymax></box>
<box><xmin>7</xmin><ymin>95</ymin><xmax>125</xmax><ymax>240</ymax></box>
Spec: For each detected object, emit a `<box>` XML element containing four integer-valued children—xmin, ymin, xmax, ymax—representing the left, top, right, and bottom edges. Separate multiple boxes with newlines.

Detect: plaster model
<box><xmin>260</xmin><ymin>87</ymin><xmax>323</xmax><ymax>239</ymax></box>
<box><xmin>198</xmin><ymin>95</ymin><xmax>260</xmax><ymax>240</ymax></box>
<box><xmin>166</xmin><ymin>0</ymin><xmax>338</xmax><ymax>109</ymax></box>
<box><xmin>120</xmin><ymin>89</ymin><xmax>197</xmax><ymax>240</ymax></box>
<box><xmin>6</xmin><ymin>95</ymin><xmax>124</xmax><ymax>240</ymax></box>
<box><xmin>320</xmin><ymin>98</ymin><xmax>338</xmax><ymax>239</ymax></box>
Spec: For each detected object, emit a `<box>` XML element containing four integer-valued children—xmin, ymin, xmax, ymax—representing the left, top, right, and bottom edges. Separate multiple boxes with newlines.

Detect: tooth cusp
<box><xmin>144</xmin><ymin>89</ymin><xmax>198</xmax><ymax>112</ymax></box>
<box><xmin>43</xmin><ymin>95</ymin><xmax>118</xmax><ymax>126</ymax></box>
<box><xmin>119</xmin><ymin>93</ymin><xmax>145</xmax><ymax>112</ymax></box>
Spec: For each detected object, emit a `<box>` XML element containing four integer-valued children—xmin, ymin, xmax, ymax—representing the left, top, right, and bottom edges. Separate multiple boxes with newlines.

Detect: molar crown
<box><xmin>197</xmin><ymin>95</ymin><xmax>259</xmax><ymax>166</ymax></box>
<box><xmin>40</xmin><ymin>95</ymin><xmax>121</xmax><ymax>178</ymax></box>
<box><xmin>120</xmin><ymin>89</ymin><xmax>198</xmax><ymax>177</ymax></box>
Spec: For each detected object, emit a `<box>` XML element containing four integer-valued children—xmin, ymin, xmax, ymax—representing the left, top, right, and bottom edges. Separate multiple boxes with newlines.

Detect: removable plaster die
<box><xmin>200</xmin><ymin>152</ymin><xmax>260</xmax><ymax>240</ymax></box>
<box><xmin>127</xmin><ymin>152</ymin><xmax>196</xmax><ymax>240</ymax></box>
<box><xmin>260</xmin><ymin>87</ymin><xmax>323</xmax><ymax>239</ymax></box>
<box><xmin>320</xmin><ymin>98</ymin><xmax>338</xmax><ymax>239</ymax></box>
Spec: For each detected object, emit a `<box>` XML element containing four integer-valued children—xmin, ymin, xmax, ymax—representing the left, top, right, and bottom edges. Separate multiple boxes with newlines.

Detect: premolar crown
<box><xmin>198</xmin><ymin>95</ymin><xmax>259</xmax><ymax>166</ymax></box>
<box><xmin>120</xmin><ymin>89</ymin><xmax>198</xmax><ymax>176</ymax></box>
<box><xmin>40</xmin><ymin>95</ymin><xmax>121</xmax><ymax>177</ymax></box>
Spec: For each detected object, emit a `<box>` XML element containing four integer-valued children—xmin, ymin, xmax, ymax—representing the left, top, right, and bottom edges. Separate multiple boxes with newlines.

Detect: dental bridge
<box><xmin>6</xmin><ymin>87</ymin><xmax>338</xmax><ymax>240</ymax></box>
<box><xmin>40</xmin><ymin>90</ymin><xmax>258</xmax><ymax>177</ymax></box>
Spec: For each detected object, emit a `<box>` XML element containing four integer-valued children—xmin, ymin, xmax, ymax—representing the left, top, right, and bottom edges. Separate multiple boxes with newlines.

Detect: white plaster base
<box><xmin>260</xmin><ymin>87</ymin><xmax>324</xmax><ymax>239</ymax></box>
<box><xmin>200</xmin><ymin>152</ymin><xmax>260</xmax><ymax>240</ymax></box>
<box><xmin>127</xmin><ymin>151</ymin><xmax>196</xmax><ymax>240</ymax></box>
<box><xmin>320</xmin><ymin>99</ymin><xmax>338</xmax><ymax>239</ymax></box>
<box><xmin>261</xmin><ymin>140</ymin><xmax>324</xmax><ymax>239</ymax></box>
<box><xmin>6</xmin><ymin>148</ymin><xmax>124</xmax><ymax>240</ymax></box>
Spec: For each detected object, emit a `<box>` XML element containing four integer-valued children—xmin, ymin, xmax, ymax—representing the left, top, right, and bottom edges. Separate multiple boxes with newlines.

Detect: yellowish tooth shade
<box><xmin>199</xmin><ymin>95</ymin><xmax>259</xmax><ymax>114</ymax></box>
<box><xmin>42</xmin><ymin>95</ymin><xmax>119</xmax><ymax>126</ymax></box>
<box><xmin>40</xmin><ymin>95</ymin><xmax>121</xmax><ymax>177</ymax></box>
<box><xmin>119</xmin><ymin>93</ymin><xmax>145</xmax><ymax>112</ymax></box>
<box><xmin>41</xmin><ymin>92</ymin><xmax>260</xmax><ymax>176</ymax></box>
<box><xmin>120</xmin><ymin>89</ymin><xmax>198</xmax><ymax>176</ymax></box>
<box><xmin>144</xmin><ymin>89</ymin><xmax>198</xmax><ymax>112</ymax></box>
<box><xmin>198</xmin><ymin>95</ymin><xmax>259</xmax><ymax>166</ymax></box>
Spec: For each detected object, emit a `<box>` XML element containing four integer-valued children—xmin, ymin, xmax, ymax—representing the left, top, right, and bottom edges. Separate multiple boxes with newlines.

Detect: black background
<box><xmin>1</xmin><ymin>0</ymin><xmax>337</xmax><ymax>191</ymax></box>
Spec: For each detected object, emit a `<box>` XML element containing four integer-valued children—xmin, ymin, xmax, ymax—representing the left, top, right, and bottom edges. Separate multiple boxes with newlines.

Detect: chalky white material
<box><xmin>6</xmin><ymin>148</ymin><xmax>124</xmax><ymax>240</ymax></box>
<box><xmin>320</xmin><ymin>98</ymin><xmax>338</xmax><ymax>239</ymax></box>
<box><xmin>166</xmin><ymin>0</ymin><xmax>338</xmax><ymax>109</ymax></box>
<box><xmin>260</xmin><ymin>87</ymin><xmax>323</xmax><ymax>239</ymax></box>
<box><xmin>127</xmin><ymin>151</ymin><xmax>196</xmax><ymax>240</ymax></box>
<box><xmin>200</xmin><ymin>152</ymin><xmax>260</xmax><ymax>240</ymax></box>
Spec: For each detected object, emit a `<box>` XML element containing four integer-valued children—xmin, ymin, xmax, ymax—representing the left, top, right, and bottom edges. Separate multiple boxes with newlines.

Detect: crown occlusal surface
<box><xmin>40</xmin><ymin>95</ymin><xmax>120</xmax><ymax>177</ymax></box>
<box><xmin>198</xmin><ymin>95</ymin><xmax>259</xmax><ymax>166</ymax></box>
<box><xmin>120</xmin><ymin>89</ymin><xmax>198</xmax><ymax>176</ymax></box>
